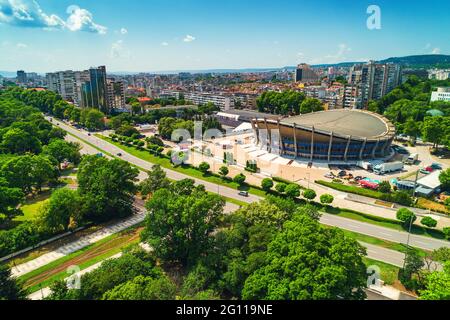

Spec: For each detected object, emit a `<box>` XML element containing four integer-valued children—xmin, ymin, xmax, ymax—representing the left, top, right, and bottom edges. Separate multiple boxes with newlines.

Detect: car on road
<box><xmin>238</xmin><ymin>191</ymin><xmax>249</xmax><ymax>197</ymax></box>
<box><xmin>117</xmin><ymin>153</ymin><xmax>123</xmax><ymax>157</ymax></box>
<box><xmin>420</xmin><ymin>168</ymin><xmax>430</xmax><ymax>174</ymax></box>
<box><xmin>354</xmin><ymin>176</ymin><xmax>364</xmax><ymax>181</ymax></box>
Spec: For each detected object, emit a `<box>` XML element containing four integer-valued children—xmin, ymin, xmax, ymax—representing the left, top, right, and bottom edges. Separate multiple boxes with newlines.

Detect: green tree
<box><xmin>102</xmin><ymin>275</ymin><xmax>176</xmax><ymax>300</ymax></box>
<box><xmin>116</xmin><ymin>124</ymin><xmax>140</xmax><ymax>137</ymax></box>
<box><xmin>77</xmin><ymin>156</ymin><xmax>139</xmax><ymax>222</ymax></box>
<box><xmin>420</xmin><ymin>262</ymin><xmax>450</xmax><ymax>300</ymax></box>
<box><xmin>219</xmin><ymin>166</ymin><xmax>229</xmax><ymax>179</ymax></box>
<box><xmin>139</xmin><ymin>165</ymin><xmax>171</xmax><ymax>197</ymax></box>
<box><xmin>242</xmin><ymin>212</ymin><xmax>367</xmax><ymax>300</ymax></box>
<box><xmin>400</xmin><ymin>248</ymin><xmax>425</xmax><ymax>289</ymax></box>
<box><xmin>320</xmin><ymin>194</ymin><xmax>334</xmax><ymax>206</ymax></box>
<box><xmin>233</xmin><ymin>173</ymin><xmax>246</xmax><ymax>186</ymax></box>
<box><xmin>142</xmin><ymin>187</ymin><xmax>225</xmax><ymax>267</ymax></box>
<box><xmin>43</xmin><ymin>139</ymin><xmax>81</xmax><ymax>169</ymax></box>
<box><xmin>396</xmin><ymin>208</ymin><xmax>417</xmax><ymax>228</ymax></box>
<box><xmin>0</xmin><ymin>264</ymin><xmax>27</xmax><ymax>300</ymax></box>
<box><xmin>0</xmin><ymin>127</ymin><xmax>42</xmax><ymax>154</ymax></box>
<box><xmin>378</xmin><ymin>181</ymin><xmax>392</xmax><ymax>193</ymax></box>
<box><xmin>82</xmin><ymin>109</ymin><xmax>105</xmax><ymax>131</ymax></box>
<box><xmin>299</xmin><ymin>98</ymin><xmax>324</xmax><ymax>114</ymax></box>
<box><xmin>420</xmin><ymin>216</ymin><xmax>437</xmax><ymax>228</ymax></box>
<box><xmin>0</xmin><ymin>178</ymin><xmax>24</xmax><ymax>223</ymax></box>
<box><xmin>285</xmin><ymin>184</ymin><xmax>300</xmax><ymax>199</ymax></box>
<box><xmin>302</xmin><ymin>188</ymin><xmax>317</xmax><ymax>201</ymax></box>
<box><xmin>439</xmin><ymin>169</ymin><xmax>450</xmax><ymax>191</ymax></box>
<box><xmin>261</xmin><ymin>178</ymin><xmax>274</xmax><ymax>193</ymax></box>
<box><xmin>275</xmin><ymin>183</ymin><xmax>287</xmax><ymax>194</ymax></box>
<box><xmin>198</xmin><ymin>162</ymin><xmax>211</xmax><ymax>175</ymax></box>
<box><xmin>39</xmin><ymin>189</ymin><xmax>84</xmax><ymax>232</ymax></box>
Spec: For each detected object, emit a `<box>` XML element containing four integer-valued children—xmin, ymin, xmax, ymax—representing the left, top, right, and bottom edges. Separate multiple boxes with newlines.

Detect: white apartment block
<box><xmin>184</xmin><ymin>92</ymin><xmax>233</xmax><ymax>110</ymax></box>
<box><xmin>46</xmin><ymin>70</ymin><xmax>89</xmax><ymax>106</ymax></box>
<box><xmin>431</xmin><ymin>87</ymin><xmax>450</xmax><ymax>102</ymax></box>
<box><xmin>428</xmin><ymin>69</ymin><xmax>450</xmax><ymax>81</ymax></box>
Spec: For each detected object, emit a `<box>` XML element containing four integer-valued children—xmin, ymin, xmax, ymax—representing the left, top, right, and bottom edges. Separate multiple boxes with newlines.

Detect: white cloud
<box><xmin>431</xmin><ymin>47</ymin><xmax>441</xmax><ymax>54</ymax></box>
<box><xmin>65</xmin><ymin>5</ymin><xmax>107</xmax><ymax>34</ymax></box>
<box><xmin>183</xmin><ymin>34</ymin><xmax>196</xmax><ymax>42</ymax></box>
<box><xmin>323</xmin><ymin>43</ymin><xmax>352</xmax><ymax>62</ymax></box>
<box><xmin>110</xmin><ymin>40</ymin><xmax>130</xmax><ymax>59</ymax></box>
<box><xmin>120</xmin><ymin>27</ymin><xmax>128</xmax><ymax>35</ymax></box>
<box><xmin>0</xmin><ymin>1</ymin><xmax>107</xmax><ymax>34</ymax></box>
<box><xmin>16</xmin><ymin>42</ymin><xmax>27</xmax><ymax>48</ymax></box>
<box><xmin>161</xmin><ymin>41</ymin><xmax>169</xmax><ymax>46</ymax></box>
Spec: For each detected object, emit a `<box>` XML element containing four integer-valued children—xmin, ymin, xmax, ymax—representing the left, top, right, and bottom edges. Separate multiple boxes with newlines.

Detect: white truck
<box><xmin>405</xmin><ymin>153</ymin><xmax>419</xmax><ymax>165</ymax></box>
<box><xmin>373</xmin><ymin>162</ymin><xmax>404</xmax><ymax>175</ymax></box>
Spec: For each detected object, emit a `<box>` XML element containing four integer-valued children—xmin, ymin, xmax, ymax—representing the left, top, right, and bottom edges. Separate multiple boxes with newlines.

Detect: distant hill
<box><xmin>308</xmin><ymin>55</ymin><xmax>450</xmax><ymax>69</ymax></box>
<box><xmin>379</xmin><ymin>54</ymin><xmax>450</xmax><ymax>68</ymax></box>
<box><xmin>0</xmin><ymin>71</ymin><xmax>17</xmax><ymax>78</ymax></box>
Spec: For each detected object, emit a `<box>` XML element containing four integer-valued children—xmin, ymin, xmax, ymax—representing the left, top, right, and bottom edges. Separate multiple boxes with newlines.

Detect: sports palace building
<box><xmin>250</xmin><ymin>109</ymin><xmax>396</xmax><ymax>162</ymax></box>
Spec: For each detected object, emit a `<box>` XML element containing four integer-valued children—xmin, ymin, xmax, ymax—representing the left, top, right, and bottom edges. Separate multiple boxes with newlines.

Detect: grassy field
<box><xmin>363</xmin><ymin>257</ymin><xmax>400</xmax><ymax>285</ymax></box>
<box><xmin>15</xmin><ymin>193</ymin><xmax>51</xmax><ymax>222</ymax></box>
<box><xmin>20</xmin><ymin>225</ymin><xmax>143</xmax><ymax>294</ymax></box>
<box><xmin>341</xmin><ymin>229</ymin><xmax>429</xmax><ymax>257</ymax></box>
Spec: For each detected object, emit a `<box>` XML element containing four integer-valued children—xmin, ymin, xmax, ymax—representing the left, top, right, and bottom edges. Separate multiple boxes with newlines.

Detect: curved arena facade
<box><xmin>250</xmin><ymin>110</ymin><xmax>396</xmax><ymax>162</ymax></box>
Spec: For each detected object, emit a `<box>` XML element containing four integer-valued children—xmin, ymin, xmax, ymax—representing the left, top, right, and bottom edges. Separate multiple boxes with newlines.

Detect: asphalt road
<box><xmin>52</xmin><ymin>117</ymin><xmax>450</xmax><ymax>254</ymax></box>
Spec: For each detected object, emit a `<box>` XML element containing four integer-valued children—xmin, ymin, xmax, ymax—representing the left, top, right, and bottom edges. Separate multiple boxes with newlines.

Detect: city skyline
<box><xmin>0</xmin><ymin>0</ymin><xmax>449</xmax><ymax>73</ymax></box>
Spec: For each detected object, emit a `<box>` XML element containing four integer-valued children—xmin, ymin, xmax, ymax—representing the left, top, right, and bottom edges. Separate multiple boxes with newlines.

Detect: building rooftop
<box><xmin>417</xmin><ymin>170</ymin><xmax>442</xmax><ymax>190</ymax></box>
<box><xmin>280</xmin><ymin>109</ymin><xmax>393</xmax><ymax>139</ymax></box>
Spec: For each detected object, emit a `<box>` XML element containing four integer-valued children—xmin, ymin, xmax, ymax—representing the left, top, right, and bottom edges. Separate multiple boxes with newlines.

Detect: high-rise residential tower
<box><xmin>81</xmin><ymin>66</ymin><xmax>109</xmax><ymax>113</ymax></box>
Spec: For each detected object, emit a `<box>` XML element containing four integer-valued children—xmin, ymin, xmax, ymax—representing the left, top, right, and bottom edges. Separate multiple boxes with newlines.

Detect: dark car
<box><xmin>338</xmin><ymin>170</ymin><xmax>347</xmax><ymax>177</ymax></box>
<box><xmin>238</xmin><ymin>191</ymin><xmax>249</xmax><ymax>197</ymax></box>
<box><xmin>117</xmin><ymin>153</ymin><xmax>123</xmax><ymax>157</ymax></box>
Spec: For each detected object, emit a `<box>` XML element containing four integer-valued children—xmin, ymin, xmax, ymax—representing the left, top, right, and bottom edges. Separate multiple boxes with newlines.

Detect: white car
<box><xmin>324</xmin><ymin>173</ymin><xmax>335</xmax><ymax>179</ymax></box>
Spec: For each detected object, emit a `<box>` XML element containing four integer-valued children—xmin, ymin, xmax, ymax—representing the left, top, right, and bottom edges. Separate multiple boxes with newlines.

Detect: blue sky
<box><xmin>0</xmin><ymin>0</ymin><xmax>449</xmax><ymax>73</ymax></box>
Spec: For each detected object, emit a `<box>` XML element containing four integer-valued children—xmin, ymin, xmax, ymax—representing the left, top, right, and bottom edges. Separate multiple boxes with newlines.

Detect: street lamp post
<box><xmin>403</xmin><ymin>216</ymin><xmax>414</xmax><ymax>269</ymax></box>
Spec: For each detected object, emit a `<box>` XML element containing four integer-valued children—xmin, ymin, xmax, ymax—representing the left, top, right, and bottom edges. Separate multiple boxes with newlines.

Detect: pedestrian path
<box><xmin>12</xmin><ymin>213</ymin><xmax>145</xmax><ymax>278</ymax></box>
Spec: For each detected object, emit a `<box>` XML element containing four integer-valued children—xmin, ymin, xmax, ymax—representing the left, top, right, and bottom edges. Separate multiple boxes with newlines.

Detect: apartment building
<box><xmin>348</xmin><ymin>61</ymin><xmax>402</xmax><ymax>108</ymax></box>
<box><xmin>428</xmin><ymin>69</ymin><xmax>450</xmax><ymax>81</ymax></box>
<box><xmin>107</xmin><ymin>79</ymin><xmax>126</xmax><ymax>109</ymax></box>
<box><xmin>294</xmin><ymin>63</ymin><xmax>320</xmax><ymax>83</ymax></box>
<box><xmin>431</xmin><ymin>87</ymin><xmax>450</xmax><ymax>102</ymax></box>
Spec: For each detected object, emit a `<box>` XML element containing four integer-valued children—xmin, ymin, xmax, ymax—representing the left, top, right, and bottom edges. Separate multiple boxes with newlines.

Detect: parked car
<box><xmin>431</xmin><ymin>163</ymin><xmax>442</xmax><ymax>170</ymax></box>
<box><xmin>354</xmin><ymin>176</ymin><xmax>364</xmax><ymax>181</ymax></box>
<box><xmin>338</xmin><ymin>170</ymin><xmax>347</xmax><ymax>177</ymax></box>
<box><xmin>324</xmin><ymin>172</ymin><xmax>335</xmax><ymax>179</ymax></box>
<box><xmin>420</xmin><ymin>168</ymin><xmax>430</xmax><ymax>174</ymax></box>
<box><xmin>238</xmin><ymin>191</ymin><xmax>249</xmax><ymax>197</ymax></box>
<box><xmin>425</xmin><ymin>166</ymin><xmax>434</xmax><ymax>172</ymax></box>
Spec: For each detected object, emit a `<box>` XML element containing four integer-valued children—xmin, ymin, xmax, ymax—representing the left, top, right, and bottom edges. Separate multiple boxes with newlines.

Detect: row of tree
<box><xmin>257</xmin><ymin>90</ymin><xmax>324</xmax><ymax>115</ymax></box>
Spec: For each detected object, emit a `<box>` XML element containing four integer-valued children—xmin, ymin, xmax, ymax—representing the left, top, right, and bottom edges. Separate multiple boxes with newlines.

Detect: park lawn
<box><xmin>97</xmin><ymin>135</ymin><xmax>267</xmax><ymax>197</ymax></box>
<box><xmin>341</xmin><ymin>229</ymin><xmax>429</xmax><ymax>257</ymax></box>
<box><xmin>363</xmin><ymin>257</ymin><xmax>400</xmax><ymax>286</ymax></box>
<box><xmin>20</xmin><ymin>225</ymin><xmax>143</xmax><ymax>293</ymax></box>
<box><xmin>15</xmin><ymin>193</ymin><xmax>51</xmax><ymax>222</ymax></box>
